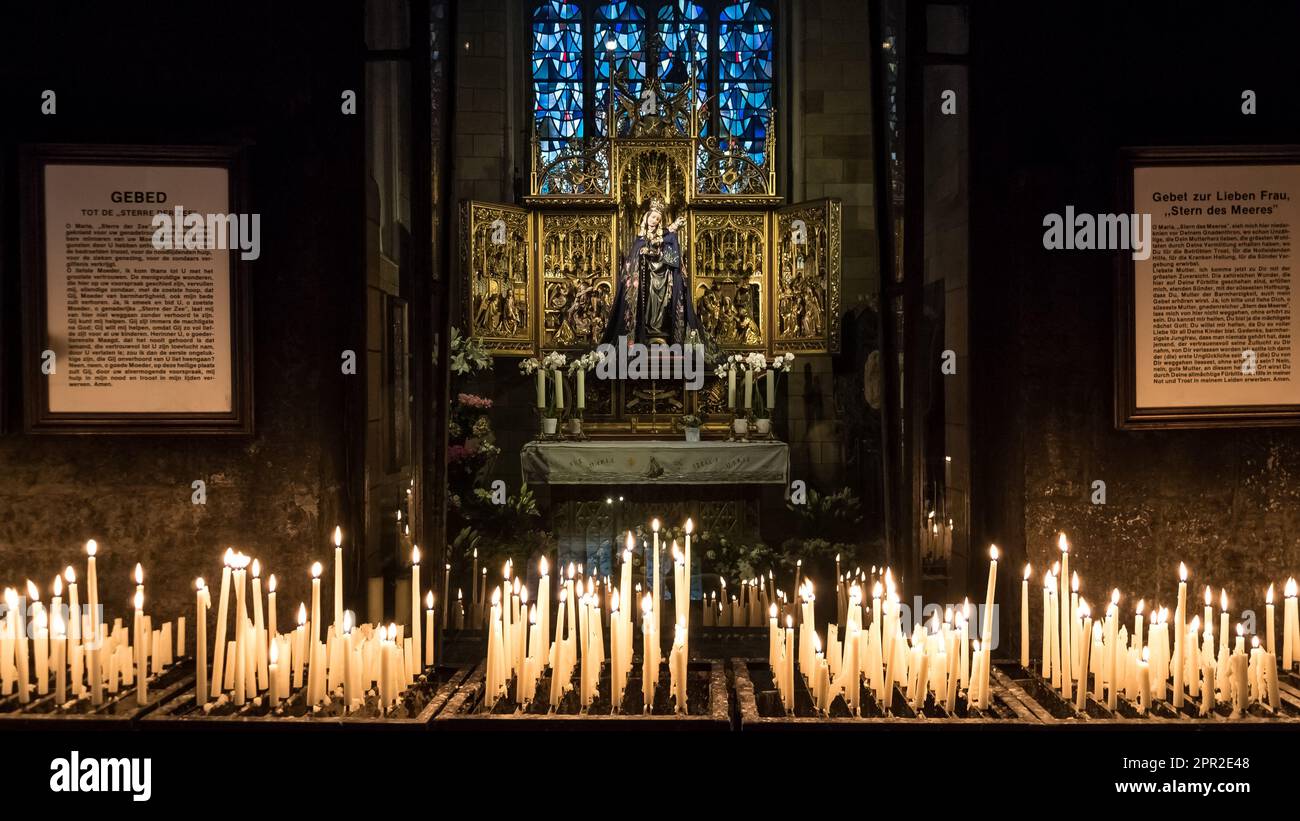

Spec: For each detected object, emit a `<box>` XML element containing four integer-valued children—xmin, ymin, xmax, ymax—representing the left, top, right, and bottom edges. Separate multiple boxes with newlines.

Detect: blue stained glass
<box><xmin>533</xmin><ymin>1</ymin><xmax>585</xmax><ymax>166</ymax></box>
<box><xmin>718</xmin><ymin>2</ymin><xmax>773</xmax><ymax>165</ymax></box>
<box><xmin>657</xmin><ymin>0</ymin><xmax>708</xmax><ymax>134</ymax></box>
<box><xmin>594</xmin><ymin>2</ymin><xmax>646</xmax><ymax>135</ymax></box>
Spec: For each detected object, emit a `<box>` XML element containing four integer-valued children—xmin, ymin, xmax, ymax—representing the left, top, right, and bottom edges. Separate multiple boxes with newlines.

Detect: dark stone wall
<box><xmin>972</xmin><ymin>1</ymin><xmax>1300</xmax><ymax>638</ymax></box>
<box><xmin>0</xmin><ymin>4</ymin><xmax>364</xmax><ymax>627</ymax></box>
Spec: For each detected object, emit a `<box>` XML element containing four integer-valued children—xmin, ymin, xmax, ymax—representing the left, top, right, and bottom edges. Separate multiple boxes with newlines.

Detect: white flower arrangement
<box><xmin>518</xmin><ymin>357</ymin><xmax>540</xmax><ymax>376</ymax></box>
<box><xmin>768</xmin><ymin>352</ymin><xmax>796</xmax><ymax>373</ymax></box>
<box><xmin>541</xmin><ymin>350</ymin><xmax>568</xmax><ymax>371</ymax></box>
<box><xmin>567</xmin><ymin>348</ymin><xmax>606</xmax><ymax>374</ymax></box>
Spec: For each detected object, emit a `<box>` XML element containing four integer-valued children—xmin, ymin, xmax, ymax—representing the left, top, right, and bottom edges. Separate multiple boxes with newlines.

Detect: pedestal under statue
<box><xmin>601</xmin><ymin>197</ymin><xmax>704</xmax><ymax>348</ymax></box>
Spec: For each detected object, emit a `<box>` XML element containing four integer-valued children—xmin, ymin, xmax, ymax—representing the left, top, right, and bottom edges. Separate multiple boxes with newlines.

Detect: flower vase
<box><xmin>754</xmin><ymin>418</ymin><xmax>771</xmax><ymax>437</ymax></box>
<box><xmin>684</xmin><ymin>427</ymin><xmax>701</xmax><ymax>443</ymax></box>
<box><xmin>542</xmin><ymin>417</ymin><xmax>558</xmax><ymax>436</ymax></box>
<box><xmin>732</xmin><ymin>417</ymin><xmax>748</xmax><ymax>439</ymax></box>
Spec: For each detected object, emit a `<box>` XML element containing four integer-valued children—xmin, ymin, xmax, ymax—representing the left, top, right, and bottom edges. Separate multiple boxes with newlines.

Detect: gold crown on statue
<box><xmin>648</xmin><ymin>196</ymin><xmax>667</xmax><ymax>214</ymax></box>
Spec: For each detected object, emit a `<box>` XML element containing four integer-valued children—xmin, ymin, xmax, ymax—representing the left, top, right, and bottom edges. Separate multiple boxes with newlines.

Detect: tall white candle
<box><xmin>211</xmin><ymin>550</ymin><xmax>233</xmax><ymax>694</ymax></box>
<box><xmin>85</xmin><ymin>540</ymin><xmax>100</xmax><ymax>648</ymax></box>
<box><xmin>411</xmin><ymin>546</ymin><xmax>422</xmax><ymax>671</ymax></box>
<box><xmin>426</xmin><ymin>591</ymin><xmax>436</xmax><ymax>669</ymax></box>
<box><xmin>333</xmin><ymin>526</ymin><xmax>344</xmax><ymax>631</ymax></box>
<box><xmin>1173</xmin><ymin>562</ymin><xmax>1187</xmax><ymax>708</ymax></box>
<box><xmin>981</xmin><ymin>545</ymin><xmax>998</xmax><ymax>706</ymax></box>
<box><xmin>195</xmin><ymin>578</ymin><xmax>209</xmax><ymax>706</ymax></box>
<box><xmin>1021</xmin><ymin>564</ymin><xmax>1031</xmax><ymax>668</ymax></box>
<box><xmin>310</xmin><ymin>561</ymin><xmax>323</xmax><ymax>645</ymax></box>
<box><xmin>1265</xmin><ymin>584</ymin><xmax>1275</xmax><ymax>655</ymax></box>
<box><xmin>1058</xmin><ymin>535</ymin><xmax>1070</xmax><ymax>690</ymax></box>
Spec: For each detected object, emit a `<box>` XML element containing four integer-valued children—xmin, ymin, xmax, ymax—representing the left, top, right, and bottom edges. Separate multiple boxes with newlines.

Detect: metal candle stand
<box><xmin>732</xmin><ymin>658</ymin><xmax>1039</xmax><ymax>731</ymax></box>
<box><xmin>434</xmin><ymin>660</ymin><xmax>730</xmax><ymax>731</ymax></box>
<box><xmin>990</xmin><ymin>661</ymin><xmax>1300</xmax><ymax>728</ymax></box>
<box><xmin>141</xmin><ymin>663</ymin><xmax>472</xmax><ymax>731</ymax></box>
<box><xmin>0</xmin><ymin>658</ymin><xmax>194</xmax><ymax>730</ymax></box>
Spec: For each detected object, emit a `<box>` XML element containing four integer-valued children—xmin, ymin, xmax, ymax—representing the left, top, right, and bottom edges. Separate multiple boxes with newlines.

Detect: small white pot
<box><xmin>755</xmin><ymin>418</ymin><xmax>771</xmax><ymax>436</ymax></box>
<box><xmin>732</xmin><ymin>418</ymin><xmax>748</xmax><ymax>436</ymax></box>
<box><xmin>684</xmin><ymin>427</ymin><xmax>701</xmax><ymax>443</ymax></box>
<box><xmin>542</xmin><ymin>417</ymin><xmax>558</xmax><ymax>435</ymax></box>
<box><xmin>566</xmin><ymin>418</ymin><xmax>583</xmax><ymax>436</ymax></box>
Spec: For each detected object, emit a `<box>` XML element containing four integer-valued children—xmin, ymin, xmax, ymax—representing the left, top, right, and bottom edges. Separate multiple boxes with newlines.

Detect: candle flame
<box><xmin>769</xmin><ymin>603</ymin><xmax>777</xmax><ymax>619</ymax></box>
<box><xmin>343</xmin><ymin>610</ymin><xmax>354</xmax><ymax>633</ymax></box>
<box><xmin>1058</xmin><ymin>533</ymin><xmax>1068</xmax><ymax>553</ymax></box>
<box><xmin>785</xmin><ymin>615</ymin><xmax>793</xmax><ymax>629</ymax></box>
<box><xmin>388</xmin><ymin>623</ymin><xmax>397</xmax><ymax>642</ymax></box>
<box><xmin>1142</xmin><ymin>646</ymin><xmax>1149</xmax><ymax>662</ymax></box>
<box><xmin>1190</xmin><ymin>615</ymin><xmax>1199</xmax><ymax>632</ymax></box>
<box><xmin>64</xmin><ymin>566</ymin><xmax>76</xmax><ymax>583</ymax></box>
<box><xmin>1079</xmin><ymin>600</ymin><xmax>1090</xmax><ymax>619</ymax></box>
<box><xmin>1220</xmin><ymin>588</ymin><xmax>1228</xmax><ymax>611</ymax></box>
<box><xmin>1267</xmin><ymin>584</ymin><xmax>1274</xmax><ymax>604</ymax></box>
<box><xmin>1044</xmin><ymin>572</ymin><xmax>1055</xmax><ymax>589</ymax></box>
<box><xmin>426</xmin><ymin>590</ymin><xmax>434</xmax><ymax>609</ymax></box>
<box><xmin>196</xmin><ymin>577</ymin><xmax>206</xmax><ymax>591</ymax></box>
<box><xmin>813</xmin><ymin>631</ymin><xmax>822</xmax><ymax>654</ymax></box>
<box><xmin>567</xmin><ymin>563</ymin><xmax>575</xmax><ymax>580</ymax></box>
<box><xmin>1236</xmin><ymin>623</ymin><xmax>1244</xmax><ymax>637</ymax></box>
<box><xmin>311</xmin><ymin>561</ymin><xmax>322</xmax><ymax>579</ymax></box>
<box><xmin>297</xmin><ymin>603</ymin><xmax>306</xmax><ymax>625</ymax></box>
<box><xmin>1287</xmin><ymin>577</ymin><xmax>1298</xmax><ymax>598</ymax></box>
<box><xmin>643</xmin><ymin>594</ymin><xmax>653</xmax><ymax>615</ymax></box>
<box><xmin>491</xmin><ymin>587</ymin><xmax>501</xmax><ymax>606</ymax></box>
<box><xmin>1023</xmin><ymin>563</ymin><xmax>1031</xmax><ymax>580</ymax></box>
<box><xmin>651</xmin><ymin>518</ymin><xmax>660</xmax><ymax>532</ymax></box>
<box><xmin>685</xmin><ymin>518</ymin><xmax>694</xmax><ymax>534</ymax></box>
<box><xmin>86</xmin><ymin>539</ymin><xmax>98</xmax><ymax>557</ymax></box>
<box><xmin>268</xmin><ymin>574</ymin><xmax>277</xmax><ymax>593</ymax></box>
<box><xmin>2</xmin><ymin>588</ymin><xmax>14</xmax><ymax>609</ymax></box>
<box><xmin>1178</xmin><ymin>562</ymin><xmax>1187</xmax><ymax>582</ymax></box>
<box><xmin>1071</xmin><ymin>571</ymin><xmax>1079</xmax><ymax>592</ymax></box>
<box><xmin>521</xmin><ymin>586</ymin><xmax>529</xmax><ymax>605</ymax></box>
<box><xmin>538</xmin><ymin>555</ymin><xmax>548</xmax><ymax>577</ymax></box>
<box><xmin>223</xmin><ymin>547</ymin><xmax>234</xmax><ymax>566</ymax></box>
<box><xmin>1111</xmin><ymin>588</ymin><xmax>1120</xmax><ymax>606</ymax></box>
<box><xmin>134</xmin><ymin>589</ymin><xmax>143</xmax><ymax>611</ymax></box>
<box><xmin>611</xmin><ymin>589</ymin><xmax>621</xmax><ymax>611</ymax></box>
<box><xmin>1251</xmin><ymin>635</ymin><xmax>1259</xmax><ymax>649</ymax></box>
<box><xmin>872</xmin><ymin>581</ymin><xmax>883</xmax><ymax>598</ymax></box>
<box><xmin>529</xmin><ymin>604</ymin><xmax>537</xmax><ymax>624</ymax></box>
<box><xmin>333</xmin><ymin>526</ymin><xmax>342</xmax><ymax>547</ymax></box>
<box><xmin>269</xmin><ymin>639</ymin><xmax>279</xmax><ymax>664</ymax></box>
<box><xmin>1051</xmin><ymin>560</ymin><xmax>1060</xmax><ymax>576</ymax></box>
<box><xmin>989</xmin><ymin>544</ymin><xmax>999</xmax><ymax>561</ymax></box>
<box><xmin>412</xmin><ymin>545</ymin><xmax>420</xmax><ymax>565</ymax></box>
<box><xmin>26</xmin><ymin>579</ymin><xmax>39</xmax><ymax>601</ymax></box>
<box><xmin>1092</xmin><ymin>621</ymin><xmax>1102</xmax><ymax>641</ymax></box>
<box><xmin>53</xmin><ymin>575</ymin><xmax>63</xmax><ymax>597</ymax></box>
<box><xmin>251</xmin><ymin>559</ymin><xmax>260</xmax><ymax>578</ymax></box>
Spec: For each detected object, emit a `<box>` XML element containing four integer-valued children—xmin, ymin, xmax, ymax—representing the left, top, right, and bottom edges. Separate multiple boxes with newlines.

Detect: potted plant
<box><xmin>565</xmin><ymin>349</ymin><xmax>606</xmax><ymax>437</ymax></box>
<box><xmin>520</xmin><ymin>352</ymin><xmax>567</xmax><ymax>435</ymax></box>
<box><xmin>751</xmin><ymin>352</ymin><xmax>795</xmax><ymax>437</ymax></box>
<box><xmin>680</xmin><ymin>413</ymin><xmax>702</xmax><ymax>442</ymax></box>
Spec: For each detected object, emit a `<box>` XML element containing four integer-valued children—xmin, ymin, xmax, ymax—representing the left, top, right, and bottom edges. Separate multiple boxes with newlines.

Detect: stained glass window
<box><xmin>532</xmin><ymin>1</ymin><xmax>584</xmax><ymax>166</ymax></box>
<box><xmin>718</xmin><ymin>1</ymin><xmax>772</xmax><ymax>165</ymax></box>
<box><xmin>593</xmin><ymin>2</ymin><xmax>647</xmax><ymax>136</ymax></box>
<box><xmin>529</xmin><ymin>1</ymin><xmax>775</xmax><ymax>166</ymax></box>
<box><xmin>657</xmin><ymin>1</ymin><xmax>708</xmax><ymax>134</ymax></box>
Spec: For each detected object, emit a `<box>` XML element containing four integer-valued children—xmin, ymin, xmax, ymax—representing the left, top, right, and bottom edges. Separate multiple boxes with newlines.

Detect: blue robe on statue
<box><xmin>601</xmin><ymin>231</ymin><xmax>704</xmax><ymax>349</ymax></box>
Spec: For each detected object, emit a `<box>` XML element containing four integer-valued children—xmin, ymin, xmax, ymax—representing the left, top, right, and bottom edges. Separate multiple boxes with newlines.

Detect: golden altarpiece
<box><xmin>460</xmin><ymin>68</ymin><xmax>841</xmax><ymax>435</ymax></box>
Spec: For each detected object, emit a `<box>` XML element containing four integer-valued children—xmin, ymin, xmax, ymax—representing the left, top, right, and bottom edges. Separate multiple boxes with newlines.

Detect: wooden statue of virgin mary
<box><xmin>600</xmin><ymin>196</ymin><xmax>704</xmax><ymax>349</ymax></box>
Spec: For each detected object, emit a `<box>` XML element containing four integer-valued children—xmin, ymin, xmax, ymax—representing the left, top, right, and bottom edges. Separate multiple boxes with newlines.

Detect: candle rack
<box><xmin>732</xmin><ymin>658</ymin><xmax>1041</xmax><ymax>730</ymax></box>
<box><xmin>434</xmin><ymin>659</ymin><xmax>730</xmax><ymax>730</ymax></box>
<box><xmin>992</xmin><ymin>661</ymin><xmax>1300</xmax><ymax>728</ymax></box>
<box><xmin>142</xmin><ymin>663</ymin><xmax>473</xmax><ymax>731</ymax></box>
<box><xmin>0</xmin><ymin>657</ymin><xmax>194</xmax><ymax>730</ymax></box>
